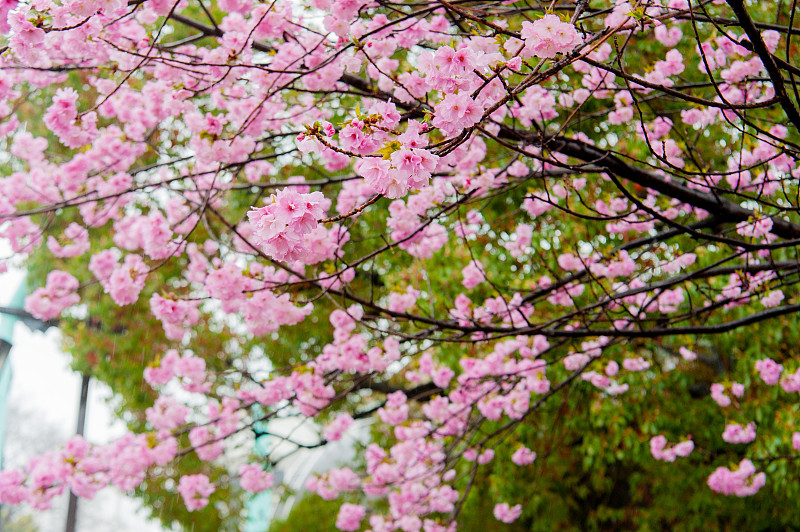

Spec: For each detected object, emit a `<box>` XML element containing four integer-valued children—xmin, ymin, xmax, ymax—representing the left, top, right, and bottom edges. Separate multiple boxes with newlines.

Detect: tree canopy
<box><xmin>2</xmin><ymin>0</ymin><xmax>800</xmax><ymax>529</ymax></box>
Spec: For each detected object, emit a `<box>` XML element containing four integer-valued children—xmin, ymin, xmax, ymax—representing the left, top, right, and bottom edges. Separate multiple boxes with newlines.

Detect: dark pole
<box><xmin>64</xmin><ymin>374</ymin><xmax>90</xmax><ymax>532</ymax></box>
<box><xmin>0</xmin><ymin>341</ymin><xmax>8</xmax><ymax>532</ymax></box>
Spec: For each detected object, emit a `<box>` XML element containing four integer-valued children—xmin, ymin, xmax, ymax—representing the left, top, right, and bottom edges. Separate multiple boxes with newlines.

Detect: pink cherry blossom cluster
<box><xmin>46</xmin><ymin>223</ymin><xmax>90</xmax><ymax>258</ymax></box>
<box><xmin>519</xmin><ymin>15</ymin><xmax>582</xmax><ymax>59</ymax></box>
<box><xmin>239</xmin><ymin>464</ymin><xmax>274</xmax><ymax>494</ymax></box>
<box><xmin>707</xmin><ymin>459</ymin><xmax>766</xmax><ymax>497</ymax></box>
<box><xmin>0</xmin><ymin>433</ymin><xmax>178</xmax><ymax>510</ymax></box>
<box><xmin>24</xmin><ymin>270</ymin><xmax>80</xmax><ymax>321</ymax></box>
<box><xmin>43</xmin><ymin>88</ymin><xmax>98</xmax><ymax>149</ymax></box>
<box><xmin>493</xmin><ymin>502</ymin><xmax>522</xmax><ymax>523</ymax></box>
<box><xmin>247</xmin><ymin>188</ymin><xmax>331</xmax><ymax>263</ymax></box>
<box><xmin>93</xmin><ymin>253</ymin><xmax>148</xmax><ymax>306</ymax></box>
<box><xmin>722</xmin><ymin>422</ymin><xmax>757</xmax><ymax>444</ymax></box>
<box><xmin>143</xmin><ymin>349</ymin><xmax>210</xmax><ymax>393</ymax></box>
<box><xmin>178</xmin><ymin>474</ymin><xmax>215</xmax><ymax>511</ymax></box>
<box><xmin>650</xmin><ymin>435</ymin><xmax>695</xmax><ymax>462</ymax></box>
<box><xmin>355</xmin><ymin>146</ymin><xmax>439</xmax><ymax>199</ymax></box>
<box><xmin>755</xmin><ymin>358</ymin><xmax>783</xmax><ymax>385</ymax></box>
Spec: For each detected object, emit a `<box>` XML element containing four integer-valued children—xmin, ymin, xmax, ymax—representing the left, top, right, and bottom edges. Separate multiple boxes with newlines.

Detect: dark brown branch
<box><xmin>545</xmin><ymin>136</ymin><xmax>800</xmax><ymax>240</ymax></box>
<box><xmin>727</xmin><ymin>0</ymin><xmax>800</xmax><ymax>133</ymax></box>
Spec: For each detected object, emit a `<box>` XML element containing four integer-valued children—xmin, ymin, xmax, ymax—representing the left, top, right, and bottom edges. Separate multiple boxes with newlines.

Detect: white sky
<box><xmin>0</xmin><ymin>261</ymin><xmax>171</xmax><ymax>532</ymax></box>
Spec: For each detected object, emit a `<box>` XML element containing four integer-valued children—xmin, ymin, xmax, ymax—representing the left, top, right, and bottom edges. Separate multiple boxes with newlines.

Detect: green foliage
<box><xmin>268</xmin><ymin>494</ymin><xmax>341</xmax><ymax>532</ymax></box>
<box><xmin>13</xmin><ymin>1</ymin><xmax>800</xmax><ymax>531</ymax></box>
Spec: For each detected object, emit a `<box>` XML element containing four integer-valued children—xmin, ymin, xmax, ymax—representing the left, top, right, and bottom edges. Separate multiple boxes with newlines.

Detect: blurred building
<box><xmin>0</xmin><ymin>278</ymin><xmax>53</xmax><ymax>469</ymax></box>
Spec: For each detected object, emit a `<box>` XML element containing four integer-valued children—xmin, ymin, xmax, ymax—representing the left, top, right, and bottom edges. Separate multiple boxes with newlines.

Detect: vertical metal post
<box><xmin>64</xmin><ymin>374</ymin><xmax>90</xmax><ymax>532</ymax></box>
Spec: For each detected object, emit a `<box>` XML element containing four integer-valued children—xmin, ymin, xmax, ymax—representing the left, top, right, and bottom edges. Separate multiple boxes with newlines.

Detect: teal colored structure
<box><xmin>0</xmin><ymin>277</ymin><xmax>50</xmax><ymax>470</ymax></box>
<box><xmin>0</xmin><ymin>278</ymin><xmax>28</xmax><ymax>470</ymax></box>
<box><xmin>0</xmin><ymin>277</ymin><xmax>27</xmax><ymax>343</ymax></box>
<box><xmin>245</xmin><ymin>410</ymin><xmax>272</xmax><ymax>532</ymax></box>
<box><xmin>0</xmin><ymin>346</ymin><xmax>11</xmax><ymax>471</ymax></box>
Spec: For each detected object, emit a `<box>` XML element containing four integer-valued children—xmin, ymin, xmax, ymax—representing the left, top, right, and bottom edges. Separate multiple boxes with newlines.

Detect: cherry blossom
<box><xmin>178</xmin><ymin>474</ymin><xmax>215</xmax><ymax>511</ymax></box>
<box><xmin>1</xmin><ymin>0</ymin><xmax>799</xmax><ymax>526</ymax></box>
